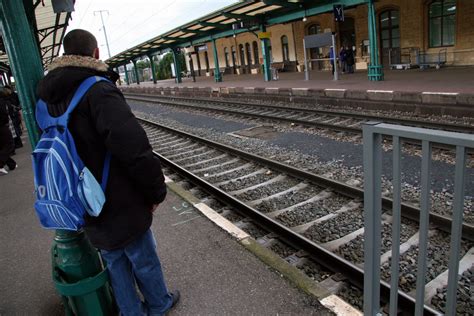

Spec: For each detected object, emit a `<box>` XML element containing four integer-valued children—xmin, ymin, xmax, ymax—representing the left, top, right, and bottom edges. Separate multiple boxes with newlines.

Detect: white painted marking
<box><xmin>292</xmin><ymin>88</ymin><xmax>309</xmax><ymax>91</ymax></box>
<box><xmin>194</xmin><ymin>202</ymin><xmax>250</xmax><ymax>240</ymax></box>
<box><xmin>171</xmin><ymin>215</ymin><xmax>202</xmax><ymax>226</ymax></box>
<box><xmin>367</xmin><ymin>90</ymin><xmax>393</xmax><ymax>93</ymax></box>
<box><xmin>325</xmin><ymin>88</ymin><xmax>346</xmax><ymax>92</ymax></box>
<box><xmin>422</xmin><ymin>92</ymin><xmax>459</xmax><ymax>96</ymax></box>
<box><xmin>320</xmin><ymin>295</ymin><xmax>363</xmax><ymax>316</ymax></box>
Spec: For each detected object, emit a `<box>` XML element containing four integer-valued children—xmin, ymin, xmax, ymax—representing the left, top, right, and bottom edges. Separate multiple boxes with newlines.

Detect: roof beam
<box><xmin>198</xmin><ymin>21</ymin><xmax>222</xmax><ymax>27</ymax></box>
<box><xmin>180</xmin><ymin>28</ymin><xmax>207</xmax><ymax>35</ymax></box>
<box><xmin>262</xmin><ymin>0</ymin><xmax>300</xmax><ymax>9</ymax></box>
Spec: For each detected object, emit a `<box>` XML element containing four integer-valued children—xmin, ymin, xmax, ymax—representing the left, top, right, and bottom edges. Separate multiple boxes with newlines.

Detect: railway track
<box><xmin>139</xmin><ymin>117</ymin><xmax>474</xmax><ymax>315</ymax></box>
<box><xmin>126</xmin><ymin>93</ymin><xmax>474</xmax><ymax>135</ymax></box>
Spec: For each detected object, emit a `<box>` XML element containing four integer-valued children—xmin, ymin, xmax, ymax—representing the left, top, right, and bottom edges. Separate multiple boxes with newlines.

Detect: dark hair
<box><xmin>63</xmin><ymin>29</ymin><xmax>98</xmax><ymax>57</ymax></box>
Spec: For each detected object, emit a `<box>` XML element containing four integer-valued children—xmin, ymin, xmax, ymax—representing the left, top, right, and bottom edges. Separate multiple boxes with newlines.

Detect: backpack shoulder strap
<box><xmin>58</xmin><ymin>76</ymin><xmax>111</xmax><ymax>127</ymax></box>
<box><xmin>36</xmin><ymin>76</ymin><xmax>111</xmax><ymax>130</ymax></box>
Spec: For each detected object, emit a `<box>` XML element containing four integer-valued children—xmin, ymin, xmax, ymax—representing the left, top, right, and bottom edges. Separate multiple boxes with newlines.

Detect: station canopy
<box><xmin>0</xmin><ymin>0</ymin><xmax>71</xmax><ymax>72</ymax></box>
<box><xmin>106</xmin><ymin>0</ymin><xmax>366</xmax><ymax>67</ymax></box>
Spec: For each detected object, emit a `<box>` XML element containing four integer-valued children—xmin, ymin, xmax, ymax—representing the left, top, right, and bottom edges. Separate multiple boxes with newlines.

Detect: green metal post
<box><xmin>367</xmin><ymin>0</ymin><xmax>384</xmax><ymax>81</ymax></box>
<box><xmin>172</xmin><ymin>48</ymin><xmax>182</xmax><ymax>84</ymax></box>
<box><xmin>124</xmin><ymin>64</ymin><xmax>130</xmax><ymax>85</ymax></box>
<box><xmin>260</xmin><ymin>24</ymin><xmax>272</xmax><ymax>82</ymax></box>
<box><xmin>114</xmin><ymin>67</ymin><xmax>122</xmax><ymax>86</ymax></box>
<box><xmin>148</xmin><ymin>54</ymin><xmax>157</xmax><ymax>84</ymax></box>
<box><xmin>0</xmin><ymin>0</ymin><xmax>42</xmax><ymax>148</ymax></box>
<box><xmin>212</xmin><ymin>39</ymin><xmax>222</xmax><ymax>82</ymax></box>
<box><xmin>52</xmin><ymin>230</ymin><xmax>115</xmax><ymax>315</ymax></box>
<box><xmin>132</xmin><ymin>60</ymin><xmax>140</xmax><ymax>85</ymax></box>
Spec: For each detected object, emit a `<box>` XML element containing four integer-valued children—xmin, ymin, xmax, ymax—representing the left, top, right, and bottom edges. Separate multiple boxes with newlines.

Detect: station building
<box><xmin>187</xmin><ymin>0</ymin><xmax>473</xmax><ymax>78</ymax></box>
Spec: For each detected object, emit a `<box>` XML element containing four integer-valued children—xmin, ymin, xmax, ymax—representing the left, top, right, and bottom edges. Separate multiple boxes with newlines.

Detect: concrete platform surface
<box><xmin>0</xmin><ymin>140</ymin><xmax>332</xmax><ymax>315</ymax></box>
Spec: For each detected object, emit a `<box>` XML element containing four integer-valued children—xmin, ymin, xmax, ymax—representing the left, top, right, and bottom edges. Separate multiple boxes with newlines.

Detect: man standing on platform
<box><xmin>36</xmin><ymin>29</ymin><xmax>179</xmax><ymax>315</ymax></box>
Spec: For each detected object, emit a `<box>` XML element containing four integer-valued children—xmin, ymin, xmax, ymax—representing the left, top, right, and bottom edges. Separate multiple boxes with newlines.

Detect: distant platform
<box><xmin>123</xmin><ymin>66</ymin><xmax>474</xmax><ymax>94</ymax></box>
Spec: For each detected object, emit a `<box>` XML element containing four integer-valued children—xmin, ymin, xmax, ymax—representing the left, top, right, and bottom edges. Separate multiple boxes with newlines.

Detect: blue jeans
<box><xmin>100</xmin><ymin>229</ymin><xmax>173</xmax><ymax>316</ymax></box>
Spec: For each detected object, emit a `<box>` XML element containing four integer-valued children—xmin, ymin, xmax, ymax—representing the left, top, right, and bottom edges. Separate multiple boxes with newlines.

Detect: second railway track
<box><xmin>139</xmin><ymin>116</ymin><xmax>474</xmax><ymax>315</ymax></box>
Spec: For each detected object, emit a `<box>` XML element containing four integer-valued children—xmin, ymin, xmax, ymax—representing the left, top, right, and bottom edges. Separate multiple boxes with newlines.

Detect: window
<box><xmin>307</xmin><ymin>24</ymin><xmax>321</xmax><ymax>36</ymax></box>
<box><xmin>245</xmin><ymin>43</ymin><xmax>252</xmax><ymax>66</ymax></box>
<box><xmin>239</xmin><ymin>44</ymin><xmax>245</xmax><ymax>66</ymax></box>
<box><xmin>231</xmin><ymin>46</ymin><xmax>236</xmax><ymax>67</ymax></box>
<box><xmin>281</xmin><ymin>35</ymin><xmax>289</xmax><ymax>62</ymax></box>
<box><xmin>429</xmin><ymin>0</ymin><xmax>456</xmax><ymax>47</ymax></box>
<box><xmin>252</xmin><ymin>41</ymin><xmax>259</xmax><ymax>65</ymax></box>
<box><xmin>224</xmin><ymin>47</ymin><xmax>229</xmax><ymax>67</ymax></box>
<box><xmin>380</xmin><ymin>10</ymin><xmax>400</xmax><ymax>49</ymax></box>
<box><xmin>204</xmin><ymin>51</ymin><xmax>210</xmax><ymax>72</ymax></box>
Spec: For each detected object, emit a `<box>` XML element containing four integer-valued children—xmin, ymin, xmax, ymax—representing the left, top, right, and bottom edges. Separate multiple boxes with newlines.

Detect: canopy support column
<box><xmin>147</xmin><ymin>54</ymin><xmax>157</xmax><ymax>84</ymax></box>
<box><xmin>132</xmin><ymin>60</ymin><xmax>140</xmax><ymax>85</ymax></box>
<box><xmin>172</xmin><ymin>48</ymin><xmax>182</xmax><ymax>84</ymax></box>
<box><xmin>0</xmin><ymin>0</ymin><xmax>42</xmax><ymax>147</ymax></box>
<box><xmin>259</xmin><ymin>24</ymin><xmax>271</xmax><ymax>82</ymax></box>
<box><xmin>212</xmin><ymin>39</ymin><xmax>222</xmax><ymax>82</ymax></box>
<box><xmin>124</xmin><ymin>64</ymin><xmax>130</xmax><ymax>85</ymax></box>
<box><xmin>367</xmin><ymin>0</ymin><xmax>384</xmax><ymax>81</ymax></box>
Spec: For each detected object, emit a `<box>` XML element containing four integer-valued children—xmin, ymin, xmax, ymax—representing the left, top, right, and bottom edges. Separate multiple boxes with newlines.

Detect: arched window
<box><xmin>429</xmin><ymin>0</ymin><xmax>456</xmax><ymax>47</ymax></box>
<box><xmin>252</xmin><ymin>41</ymin><xmax>259</xmax><ymax>65</ymax></box>
<box><xmin>281</xmin><ymin>35</ymin><xmax>289</xmax><ymax>62</ymax></box>
<box><xmin>204</xmin><ymin>51</ymin><xmax>210</xmax><ymax>72</ymax></box>
<box><xmin>231</xmin><ymin>46</ymin><xmax>236</xmax><ymax>67</ymax></box>
<box><xmin>307</xmin><ymin>24</ymin><xmax>321</xmax><ymax>35</ymax></box>
<box><xmin>239</xmin><ymin>44</ymin><xmax>245</xmax><ymax>66</ymax></box>
<box><xmin>224</xmin><ymin>47</ymin><xmax>230</xmax><ymax>67</ymax></box>
<box><xmin>245</xmin><ymin>43</ymin><xmax>252</xmax><ymax>66</ymax></box>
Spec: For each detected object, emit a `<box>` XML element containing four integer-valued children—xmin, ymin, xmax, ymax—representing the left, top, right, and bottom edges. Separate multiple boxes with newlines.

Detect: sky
<box><xmin>66</xmin><ymin>0</ymin><xmax>237</xmax><ymax>59</ymax></box>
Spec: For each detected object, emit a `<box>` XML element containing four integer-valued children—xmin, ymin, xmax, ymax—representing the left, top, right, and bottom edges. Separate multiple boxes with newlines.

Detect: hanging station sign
<box><xmin>333</xmin><ymin>4</ymin><xmax>344</xmax><ymax>22</ymax></box>
<box><xmin>258</xmin><ymin>32</ymin><xmax>272</xmax><ymax>39</ymax></box>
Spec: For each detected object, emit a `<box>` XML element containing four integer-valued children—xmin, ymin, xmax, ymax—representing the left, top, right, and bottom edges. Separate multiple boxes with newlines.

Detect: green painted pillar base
<box><xmin>368</xmin><ymin>65</ymin><xmax>384</xmax><ymax>81</ymax></box>
<box><xmin>52</xmin><ymin>230</ymin><xmax>116</xmax><ymax>315</ymax></box>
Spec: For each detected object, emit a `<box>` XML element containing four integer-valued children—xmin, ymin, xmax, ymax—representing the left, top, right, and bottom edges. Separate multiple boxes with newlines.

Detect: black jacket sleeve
<box><xmin>86</xmin><ymin>82</ymin><xmax>166</xmax><ymax>204</ymax></box>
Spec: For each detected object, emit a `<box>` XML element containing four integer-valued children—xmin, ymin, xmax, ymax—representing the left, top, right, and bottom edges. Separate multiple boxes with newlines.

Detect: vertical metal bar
<box><xmin>0</xmin><ymin>0</ymin><xmax>43</xmax><ymax>148</ymax></box>
<box><xmin>389</xmin><ymin>136</ymin><xmax>402</xmax><ymax>315</ymax></box>
<box><xmin>415</xmin><ymin>140</ymin><xmax>432</xmax><ymax>316</ymax></box>
<box><xmin>445</xmin><ymin>146</ymin><xmax>467</xmax><ymax>316</ymax></box>
<box><xmin>212</xmin><ymin>38</ymin><xmax>222</xmax><ymax>82</ymax></box>
<box><xmin>172</xmin><ymin>48</ymin><xmax>182</xmax><ymax>84</ymax></box>
<box><xmin>148</xmin><ymin>54</ymin><xmax>157</xmax><ymax>84</ymax></box>
<box><xmin>363</xmin><ymin>123</ymin><xmax>382</xmax><ymax>316</ymax></box>
<box><xmin>124</xmin><ymin>64</ymin><xmax>130</xmax><ymax>85</ymax></box>
<box><xmin>132</xmin><ymin>60</ymin><xmax>140</xmax><ymax>85</ymax></box>
<box><xmin>260</xmin><ymin>24</ymin><xmax>272</xmax><ymax>82</ymax></box>
<box><xmin>332</xmin><ymin>34</ymin><xmax>338</xmax><ymax>81</ymax></box>
<box><xmin>303</xmin><ymin>39</ymin><xmax>309</xmax><ymax>81</ymax></box>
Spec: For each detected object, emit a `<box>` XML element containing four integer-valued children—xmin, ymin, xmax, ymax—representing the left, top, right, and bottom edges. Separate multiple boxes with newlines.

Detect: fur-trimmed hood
<box><xmin>47</xmin><ymin>55</ymin><xmax>109</xmax><ymax>72</ymax></box>
<box><xmin>37</xmin><ymin>55</ymin><xmax>117</xmax><ymax>105</ymax></box>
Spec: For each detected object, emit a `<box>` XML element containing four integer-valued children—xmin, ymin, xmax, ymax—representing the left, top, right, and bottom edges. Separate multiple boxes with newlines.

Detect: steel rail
<box><xmin>146</xmin><ymin>121</ymin><xmax>441</xmax><ymax>316</ymax></box>
<box><xmin>138</xmin><ymin>117</ymin><xmax>474</xmax><ymax>242</ymax></box>
<box><xmin>129</xmin><ymin>95</ymin><xmax>361</xmax><ymax>134</ymax></box>
<box><xmin>127</xmin><ymin>93</ymin><xmax>474</xmax><ymax>134</ymax></box>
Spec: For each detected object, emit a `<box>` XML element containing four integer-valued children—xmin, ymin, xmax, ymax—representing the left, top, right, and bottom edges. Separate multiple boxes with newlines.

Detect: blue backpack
<box><xmin>33</xmin><ymin>76</ymin><xmax>111</xmax><ymax>230</ymax></box>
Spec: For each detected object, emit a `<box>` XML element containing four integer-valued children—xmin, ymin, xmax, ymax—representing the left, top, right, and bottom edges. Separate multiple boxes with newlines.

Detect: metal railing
<box><xmin>363</xmin><ymin>122</ymin><xmax>473</xmax><ymax>316</ymax></box>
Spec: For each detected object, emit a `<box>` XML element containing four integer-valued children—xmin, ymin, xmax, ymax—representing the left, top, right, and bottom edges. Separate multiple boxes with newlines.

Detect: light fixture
<box><xmin>302</xmin><ymin>16</ymin><xmax>307</xmax><ymax>22</ymax></box>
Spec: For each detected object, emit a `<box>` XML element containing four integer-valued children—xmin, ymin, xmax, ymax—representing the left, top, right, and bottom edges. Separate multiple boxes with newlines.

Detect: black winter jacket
<box><xmin>36</xmin><ymin>55</ymin><xmax>167</xmax><ymax>250</ymax></box>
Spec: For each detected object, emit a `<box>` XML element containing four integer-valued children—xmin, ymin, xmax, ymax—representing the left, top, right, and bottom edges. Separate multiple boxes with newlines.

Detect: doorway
<box><xmin>379</xmin><ymin>9</ymin><xmax>400</xmax><ymax>66</ymax></box>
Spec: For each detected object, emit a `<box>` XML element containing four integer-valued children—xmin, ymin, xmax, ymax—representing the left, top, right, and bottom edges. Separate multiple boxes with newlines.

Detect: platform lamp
<box><xmin>51</xmin><ymin>0</ymin><xmax>75</xmax><ymax>13</ymax></box>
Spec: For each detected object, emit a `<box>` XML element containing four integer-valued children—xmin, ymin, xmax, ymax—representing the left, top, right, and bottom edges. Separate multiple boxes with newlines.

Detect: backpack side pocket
<box><xmin>79</xmin><ymin>167</ymin><xmax>106</xmax><ymax>217</ymax></box>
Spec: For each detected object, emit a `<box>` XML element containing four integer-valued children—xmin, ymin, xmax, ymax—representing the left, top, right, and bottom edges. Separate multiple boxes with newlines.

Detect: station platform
<box><xmin>125</xmin><ymin>66</ymin><xmax>474</xmax><ymax>94</ymax></box>
<box><xmin>0</xmin><ymin>139</ymin><xmax>342</xmax><ymax>315</ymax></box>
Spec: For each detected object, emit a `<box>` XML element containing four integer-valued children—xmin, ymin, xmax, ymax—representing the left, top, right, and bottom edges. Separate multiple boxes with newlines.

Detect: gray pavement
<box><xmin>0</xmin><ymin>138</ymin><xmax>331</xmax><ymax>315</ymax></box>
<box><xmin>125</xmin><ymin>66</ymin><xmax>474</xmax><ymax>94</ymax></box>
